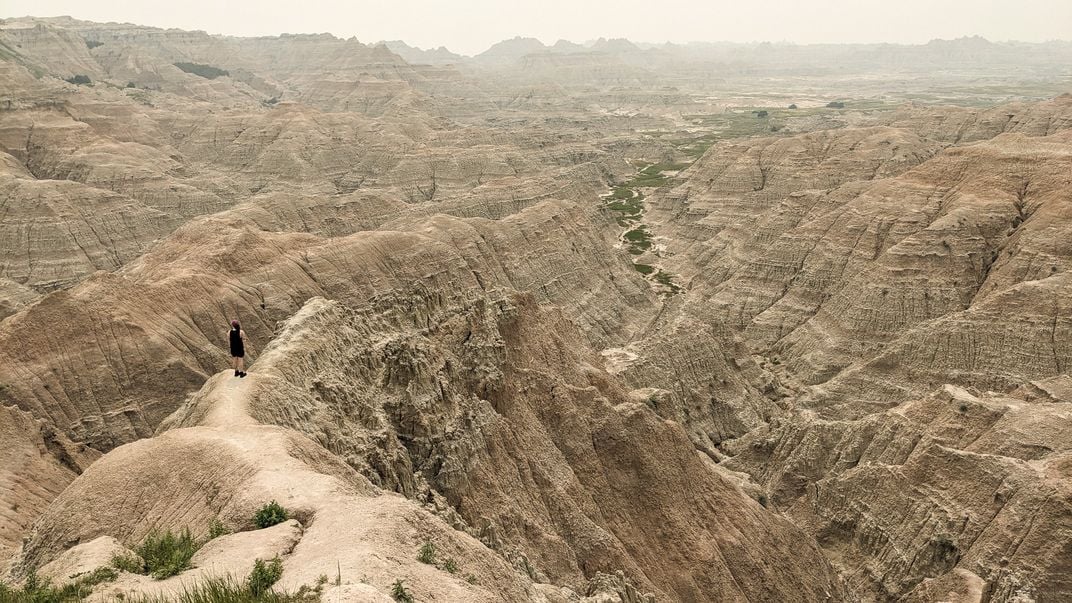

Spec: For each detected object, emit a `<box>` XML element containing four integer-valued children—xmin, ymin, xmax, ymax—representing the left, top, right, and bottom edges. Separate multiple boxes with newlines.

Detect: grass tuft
<box><xmin>0</xmin><ymin>567</ymin><xmax>118</xmax><ymax>602</ymax></box>
<box><xmin>247</xmin><ymin>558</ymin><xmax>283</xmax><ymax>597</ymax></box>
<box><xmin>390</xmin><ymin>579</ymin><xmax>413</xmax><ymax>603</ymax></box>
<box><xmin>416</xmin><ymin>542</ymin><xmax>436</xmax><ymax>565</ymax></box>
<box><xmin>208</xmin><ymin>518</ymin><xmax>230</xmax><ymax>540</ymax></box>
<box><xmin>114</xmin><ymin>528</ymin><xmax>200</xmax><ymax>579</ymax></box>
<box><xmin>253</xmin><ymin>501</ymin><xmax>289</xmax><ymax>530</ymax></box>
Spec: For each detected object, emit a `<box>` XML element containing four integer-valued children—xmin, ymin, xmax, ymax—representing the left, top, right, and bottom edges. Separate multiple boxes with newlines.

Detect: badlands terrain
<box><xmin>1</xmin><ymin>15</ymin><xmax>1071</xmax><ymax>603</ymax></box>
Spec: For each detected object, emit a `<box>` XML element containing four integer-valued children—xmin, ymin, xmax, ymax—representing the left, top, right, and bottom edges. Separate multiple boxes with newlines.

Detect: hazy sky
<box><xmin>3</xmin><ymin>0</ymin><xmax>1070</xmax><ymax>55</ymax></box>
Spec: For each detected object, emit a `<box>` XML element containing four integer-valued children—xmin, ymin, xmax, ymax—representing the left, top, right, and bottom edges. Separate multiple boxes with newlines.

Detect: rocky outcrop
<box><xmin>724</xmin><ymin>385</ymin><xmax>1072</xmax><ymax>601</ymax></box>
<box><xmin>13</xmin><ymin>293</ymin><xmax>846</xmax><ymax>601</ymax></box>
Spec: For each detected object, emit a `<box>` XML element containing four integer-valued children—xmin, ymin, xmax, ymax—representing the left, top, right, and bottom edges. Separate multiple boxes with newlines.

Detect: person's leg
<box><xmin>238</xmin><ymin>357</ymin><xmax>246</xmax><ymax>376</ymax></box>
<box><xmin>232</xmin><ymin>357</ymin><xmax>240</xmax><ymax>376</ymax></box>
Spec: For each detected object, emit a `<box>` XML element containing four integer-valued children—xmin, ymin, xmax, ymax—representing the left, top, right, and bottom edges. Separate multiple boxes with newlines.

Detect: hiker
<box><xmin>228</xmin><ymin>319</ymin><xmax>248</xmax><ymax>377</ymax></box>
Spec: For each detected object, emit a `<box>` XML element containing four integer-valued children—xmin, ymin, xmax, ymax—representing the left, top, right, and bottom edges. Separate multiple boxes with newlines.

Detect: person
<box><xmin>228</xmin><ymin>319</ymin><xmax>248</xmax><ymax>377</ymax></box>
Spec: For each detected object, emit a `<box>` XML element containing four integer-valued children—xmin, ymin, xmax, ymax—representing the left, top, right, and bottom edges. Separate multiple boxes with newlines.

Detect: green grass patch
<box><xmin>633</xmin><ymin>263</ymin><xmax>655</xmax><ymax>275</ymax></box>
<box><xmin>247</xmin><ymin>558</ymin><xmax>283</xmax><ymax>597</ymax></box>
<box><xmin>0</xmin><ymin>568</ymin><xmax>117</xmax><ymax>602</ymax></box>
<box><xmin>653</xmin><ymin>270</ymin><xmax>683</xmax><ymax>293</ymax></box>
<box><xmin>111</xmin><ymin>551</ymin><xmax>145</xmax><ymax>574</ymax></box>
<box><xmin>208</xmin><ymin>518</ymin><xmax>230</xmax><ymax>540</ymax></box>
<box><xmin>416</xmin><ymin>542</ymin><xmax>436</xmax><ymax>565</ymax></box>
<box><xmin>254</xmin><ymin>501</ymin><xmax>288</xmax><ymax>529</ymax></box>
<box><xmin>126</xmin><ymin>562</ymin><xmax>320</xmax><ymax>603</ymax></box>
<box><xmin>121</xmin><ymin>528</ymin><xmax>200</xmax><ymax>580</ymax></box>
<box><xmin>623</xmin><ymin>227</ymin><xmax>653</xmax><ymax>253</ymax></box>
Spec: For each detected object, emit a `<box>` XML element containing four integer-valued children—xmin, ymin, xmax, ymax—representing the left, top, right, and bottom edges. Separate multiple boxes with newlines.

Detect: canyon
<box><xmin>1</xmin><ymin>15</ymin><xmax>1070</xmax><ymax>602</ymax></box>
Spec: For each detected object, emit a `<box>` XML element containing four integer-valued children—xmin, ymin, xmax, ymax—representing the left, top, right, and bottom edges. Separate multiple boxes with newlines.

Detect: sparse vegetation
<box><xmin>623</xmin><ymin>227</ymin><xmax>653</xmax><ymax>254</ymax></box>
<box><xmin>826</xmin><ymin>101</ymin><xmax>846</xmax><ymax>108</ymax></box>
<box><xmin>208</xmin><ymin>518</ymin><xmax>230</xmax><ymax>540</ymax></box>
<box><xmin>131</xmin><ymin>528</ymin><xmax>201</xmax><ymax>579</ymax></box>
<box><xmin>111</xmin><ymin>551</ymin><xmax>145</xmax><ymax>574</ymax></box>
<box><xmin>390</xmin><ymin>579</ymin><xmax>413</xmax><ymax>603</ymax></box>
<box><xmin>464</xmin><ymin>573</ymin><xmax>478</xmax><ymax>585</ymax></box>
<box><xmin>247</xmin><ymin>558</ymin><xmax>284</xmax><ymax>597</ymax></box>
<box><xmin>173</xmin><ymin>62</ymin><xmax>230</xmax><ymax>79</ymax></box>
<box><xmin>653</xmin><ymin>270</ymin><xmax>682</xmax><ymax>294</ymax></box>
<box><xmin>442</xmin><ymin>557</ymin><xmax>458</xmax><ymax>574</ymax></box>
<box><xmin>633</xmin><ymin>263</ymin><xmax>654</xmax><ymax>275</ymax></box>
<box><xmin>126</xmin><ymin>574</ymin><xmax>319</xmax><ymax>603</ymax></box>
<box><xmin>85</xmin><ymin>40</ymin><xmax>103</xmax><ymax>49</ymax></box>
<box><xmin>416</xmin><ymin>542</ymin><xmax>437</xmax><ymax>565</ymax></box>
<box><xmin>253</xmin><ymin>501</ymin><xmax>288</xmax><ymax>529</ymax></box>
<box><xmin>64</xmin><ymin>74</ymin><xmax>91</xmax><ymax>85</ymax></box>
<box><xmin>754</xmin><ymin>110</ymin><xmax>769</xmax><ymax>118</ymax></box>
<box><xmin>0</xmin><ymin>568</ymin><xmax>118</xmax><ymax>602</ymax></box>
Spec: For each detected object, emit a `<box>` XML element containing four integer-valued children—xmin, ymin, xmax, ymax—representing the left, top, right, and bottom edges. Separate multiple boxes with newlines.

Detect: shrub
<box><xmin>64</xmin><ymin>74</ymin><xmax>91</xmax><ymax>85</ymax></box>
<box><xmin>173</xmin><ymin>62</ymin><xmax>229</xmax><ymax>79</ymax></box>
<box><xmin>112</xmin><ymin>551</ymin><xmax>146</xmax><ymax>574</ymax></box>
<box><xmin>247</xmin><ymin>557</ymin><xmax>284</xmax><ymax>597</ymax></box>
<box><xmin>254</xmin><ymin>501</ymin><xmax>288</xmax><ymax>529</ymax></box>
<box><xmin>85</xmin><ymin>40</ymin><xmax>103</xmax><ymax>49</ymax></box>
<box><xmin>826</xmin><ymin>101</ymin><xmax>845</xmax><ymax>109</ymax></box>
<box><xmin>441</xmin><ymin>557</ymin><xmax>458</xmax><ymax>574</ymax></box>
<box><xmin>788</xmin><ymin>103</ymin><xmax>798</xmax><ymax>109</ymax></box>
<box><xmin>464</xmin><ymin>573</ymin><xmax>478</xmax><ymax>585</ymax></box>
<box><xmin>416</xmin><ymin>542</ymin><xmax>436</xmax><ymax>565</ymax></box>
<box><xmin>136</xmin><ymin>528</ymin><xmax>200</xmax><ymax>579</ymax></box>
<box><xmin>391</xmin><ymin>579</ymin><xmax>413</xmax><ymax>603</ymax></box>
<box><xmin>208</xmin><ymin>518</ymin><xmax>230</xmax><ymax>540</ymax></box>
<box><xmin>754</xmin><ymin>110</ymin><xmax>769</xmax><ymax>118</ymax></box>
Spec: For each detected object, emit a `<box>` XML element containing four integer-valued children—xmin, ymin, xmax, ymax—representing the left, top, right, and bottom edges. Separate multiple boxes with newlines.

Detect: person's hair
<box><xmin>231</xmin><ymin>319</ymin><xmax>240</xmax><ymax>329</ymax></box>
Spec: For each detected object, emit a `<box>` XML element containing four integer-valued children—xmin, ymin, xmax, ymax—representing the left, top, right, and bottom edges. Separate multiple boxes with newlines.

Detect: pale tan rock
<box><xmin>189</xmin><ymin>520</ymin><xmax>302</xmax><ymax>577</ymax></box>
<box><xmin>36</xmin><ymin>536</ymin><xmax>133</xmax><ymax>585</ymax></box>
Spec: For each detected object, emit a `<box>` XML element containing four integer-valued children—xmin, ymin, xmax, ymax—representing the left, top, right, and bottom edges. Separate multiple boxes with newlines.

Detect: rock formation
<box><xmin>2</xmin><ymin>15</ymin><xmax>1071</xmax><ymax>602</ymax></box>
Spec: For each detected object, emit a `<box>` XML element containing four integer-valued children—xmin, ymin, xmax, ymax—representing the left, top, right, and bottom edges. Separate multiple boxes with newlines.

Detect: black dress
<box><xmin>229</xmin><ymin>328</ymin><xmax>245</xmax><ymax>358</ymax></box>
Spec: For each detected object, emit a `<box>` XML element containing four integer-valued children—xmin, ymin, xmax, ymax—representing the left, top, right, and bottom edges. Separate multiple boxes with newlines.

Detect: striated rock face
<box><xmin>0</xmin><ymin>200</ymin><xmax>654</xmax><ymax>452</ymax></box>
<box><xmin>724</xmin><ymin>385</ymin><xmax>1072</xmax><ymax>601</ymax></box>
<box><xmin>646</xmin><ymin>99</ymin><xmax>1072</xmax><ymax>412</ymax></box>
<box><xmin>13</xmin><ymin>293</ymin><xmax>846</xmax><ymax>602</ymax></box>
<box><xmin>0</xmin><ymin>404</ymin><xmax>98</xmax><ymax>564</ymax></box>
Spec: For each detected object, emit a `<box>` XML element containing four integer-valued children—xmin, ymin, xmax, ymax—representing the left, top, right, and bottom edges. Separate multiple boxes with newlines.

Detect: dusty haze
<box><xmin>1</xmin><ymin>0</ymin><xmax>1070</xmax><ymax>55</ymax></box>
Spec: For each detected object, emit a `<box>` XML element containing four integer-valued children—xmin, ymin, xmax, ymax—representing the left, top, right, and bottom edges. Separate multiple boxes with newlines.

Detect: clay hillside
<box><xmin>1</xmin><ymin>15</ymin><xmax>1071</xmax><ymax>603</ymax></box>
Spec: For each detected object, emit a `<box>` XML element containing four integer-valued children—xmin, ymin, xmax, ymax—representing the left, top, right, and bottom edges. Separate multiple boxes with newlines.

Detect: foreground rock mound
<box><xmin>14</xmin><ymin>293</ymin><xmax>846</xmax><ymax>601</ymax></box>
